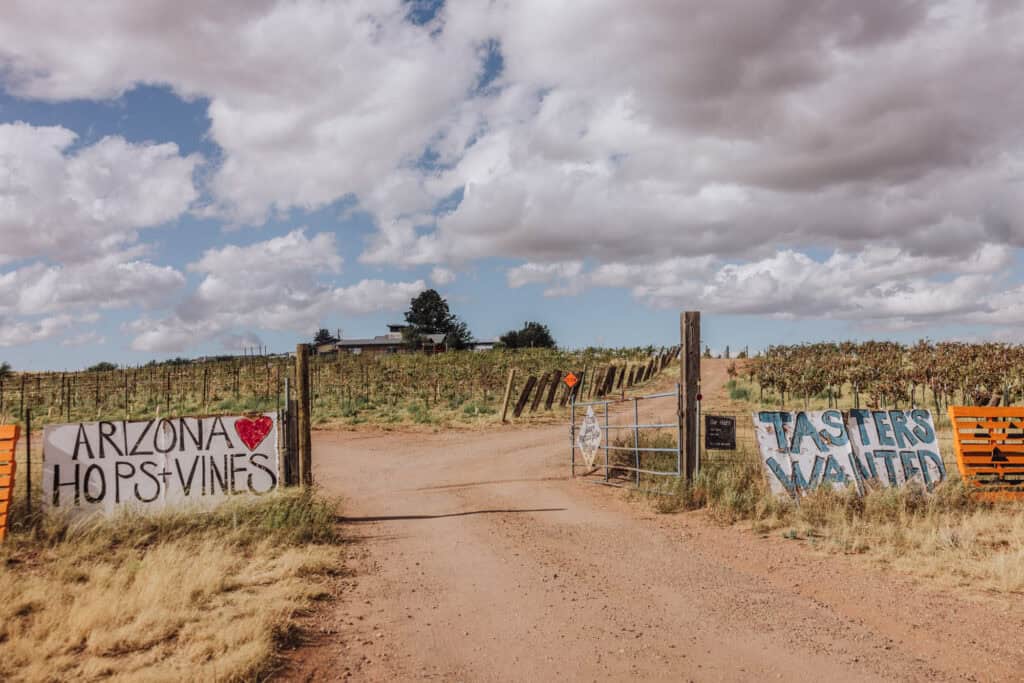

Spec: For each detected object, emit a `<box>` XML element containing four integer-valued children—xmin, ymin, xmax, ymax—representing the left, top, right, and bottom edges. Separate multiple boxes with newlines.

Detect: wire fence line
<box><xmin>0</xmin><ymin>346</ymin><xmax>682</xmax><ymax>431</ymax></box>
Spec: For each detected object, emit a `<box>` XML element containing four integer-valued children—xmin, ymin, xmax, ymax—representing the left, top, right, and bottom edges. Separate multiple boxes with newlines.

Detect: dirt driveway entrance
<box><xmin>282</xmin><ymin>413</ymin><xmax>1024</xmax><ymax>681</ymax></box>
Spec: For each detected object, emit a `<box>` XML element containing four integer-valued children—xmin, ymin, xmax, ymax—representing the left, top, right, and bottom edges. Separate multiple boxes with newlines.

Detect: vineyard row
<box><xmin>0</xmin><ymin>346</ymin><xmax>680</xmax><ymax>427</ymax></box>
<box><xmin>746</xmin><ymin>340</ymin><xmax>1024</xmax><ymax>410</ymax></box>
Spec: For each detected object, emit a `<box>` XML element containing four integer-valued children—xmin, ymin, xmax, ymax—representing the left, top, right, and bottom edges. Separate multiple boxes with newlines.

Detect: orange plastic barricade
<box><xmin>948</xmin><ymin>406</ymin><xmax>1024</xmax><ymax>500</ymax></box>
<box><xmin>0</xmin><ymin>424</ymin><xmax>19</xmax><ymax>541</ymax></box>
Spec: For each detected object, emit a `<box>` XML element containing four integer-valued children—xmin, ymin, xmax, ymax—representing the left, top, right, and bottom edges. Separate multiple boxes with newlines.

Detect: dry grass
<box><xmin>0</xmin><ymin>488</ymin><xmax>344</xmax><ymax>682</ymax></box>
<box><xmin>773</xmin><ymin>484</ymin><xmax>1024</xmax><ymax>593</ymax></box>
<box><xmin>639</xmin><ymin>441</ymin><xmax>1024</xmax><ymax>593</ymax></box>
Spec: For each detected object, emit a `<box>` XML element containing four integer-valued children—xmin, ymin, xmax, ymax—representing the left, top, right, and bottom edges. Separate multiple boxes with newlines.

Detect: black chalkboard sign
<box><xmin>705</xmin><ymin>414</ymin><xmax>736</xmax><ymax>450</ymax></box>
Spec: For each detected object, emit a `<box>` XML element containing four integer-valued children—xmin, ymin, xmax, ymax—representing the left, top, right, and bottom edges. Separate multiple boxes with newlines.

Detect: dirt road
<box><xmin>286</xmin><ymin>386</ymin><xmax>1024</xmax><ymax>680</ymax></box>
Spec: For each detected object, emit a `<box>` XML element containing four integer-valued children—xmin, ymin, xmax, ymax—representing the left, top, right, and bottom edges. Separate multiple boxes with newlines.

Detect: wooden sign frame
<box><xmin>948</xmin><ymin>406</ymin><xmax>1024</xmax><ymax>499</ymax></box>
<box><xmin>0</xmin><ymin>425</ymin><xmax>19</xmax><ymax>542</ymax></box>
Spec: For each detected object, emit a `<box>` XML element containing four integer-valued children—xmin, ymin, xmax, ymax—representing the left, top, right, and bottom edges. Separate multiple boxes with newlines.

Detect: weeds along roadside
<box><xmin>613</xmin><ymin>432</ymin><xmax>1024</xmax><ymax>593</ymax></box>
<box><xmin>0</xmin><ymin>488</ymin><xmax>344</xmax><ymax>682</ymax></box>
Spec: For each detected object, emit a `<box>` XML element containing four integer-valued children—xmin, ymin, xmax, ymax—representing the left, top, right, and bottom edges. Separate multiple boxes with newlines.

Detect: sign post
<box><xmin>295</xmin><ymin>344</ymin><xmax>312</xmax><ymax>487</ymax></box>
<box><xmin>679</xmin><ymin>312</ymin><xmax>700</xmax><ymax>480</ymax></box>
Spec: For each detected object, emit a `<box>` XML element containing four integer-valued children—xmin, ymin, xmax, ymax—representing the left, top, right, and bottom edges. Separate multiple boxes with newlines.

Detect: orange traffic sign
<box><xmin>563</xmin><ymin>372</ymin><xmax>579</xmax><ymax>388</ymax></box>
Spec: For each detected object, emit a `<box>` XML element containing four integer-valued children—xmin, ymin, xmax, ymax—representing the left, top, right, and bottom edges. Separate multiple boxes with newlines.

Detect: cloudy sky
<box><xmin>2</xmin><ymin>0</ymin><xmax>1023</xmax><ymax>369</ymax></box>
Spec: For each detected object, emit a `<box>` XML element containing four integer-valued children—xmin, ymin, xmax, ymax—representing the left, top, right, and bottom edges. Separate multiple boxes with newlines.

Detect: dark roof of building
<box><xmin>335</xmin><ymin>338</ymin><xmax>399</xmax><ymax>347</ymax></box>
<box><xmin>335</xmin><ymin>333</ymin><xmax>446</xmax><ymax>347</ymax></box>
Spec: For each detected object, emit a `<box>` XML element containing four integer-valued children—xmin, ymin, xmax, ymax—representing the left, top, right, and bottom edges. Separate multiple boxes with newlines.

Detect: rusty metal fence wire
<box><xmin>570</xmin><ymin>385</ymin><xmax>682</xmax><ymax>489</ymax></box>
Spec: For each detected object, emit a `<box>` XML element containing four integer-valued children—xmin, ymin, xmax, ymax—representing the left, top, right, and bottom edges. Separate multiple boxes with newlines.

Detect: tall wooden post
<box><xmin>500</xmin><ymin>368</ymin><xmax>516</xmax><ymax>423</ymax></box>
<box><xmin>295</xmin><ymin>344</ymin><xmax>313</xmax><ymax>487</ymax></box>
<box><xmin>680</xmin><ymin>311</ymin><xmax>700</xmax><ymax>480</ymax></box>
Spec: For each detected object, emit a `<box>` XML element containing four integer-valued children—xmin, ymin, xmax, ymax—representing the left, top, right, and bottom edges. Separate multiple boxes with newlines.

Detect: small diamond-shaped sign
<box><xmin>577</xmin><ymin>406</ymin><xmax>602</xmax><ymax>467</ymax></box>
<box><xmin>563</xmin><ymin>372</ymin><xmax>579</xmax><ymax>388</ymax></box>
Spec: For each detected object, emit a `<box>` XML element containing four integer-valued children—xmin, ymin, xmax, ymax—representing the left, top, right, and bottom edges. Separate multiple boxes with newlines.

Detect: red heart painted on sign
<box><xmin>234</xmin><ymin>415</ymin><xmax>273</xmax><ymax>451</ymax></box>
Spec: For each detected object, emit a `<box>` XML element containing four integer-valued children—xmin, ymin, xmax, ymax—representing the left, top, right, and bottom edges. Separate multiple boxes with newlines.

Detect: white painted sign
<box><xmin>752</xmin><ymin>409</ymin><xmax>945</xmax><ymax>498</ymax></box>
<box><xmin>43</xmin><ymin>414</ymin><xmax>279</xmax><ymax>516</ymax></box>
<box><xmin>846</xmin><ymin>409</ymin><xmax>945</xmax><ymax>491</ymax></box>
<box><xmin>577</xmin><ymin>406</ymin><xmax>602</xmax><ymax>467</ymax></box>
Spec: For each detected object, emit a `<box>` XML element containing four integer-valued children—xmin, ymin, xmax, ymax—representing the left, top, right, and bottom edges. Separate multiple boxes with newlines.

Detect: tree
<box><xmin>87</xmin><ymin>361</ymin><xmax>118</xmax><ymax>372</ymax></box>
<box><xmin>0</xmin><ymin>362</ymin><xmax>10</xmax><ymax>380</ymax></box>
<box><xmin>724</xmin><ymin>345</ymin><xmax>731</xmax><ymax>359</ymax></box>
<box><xmin>404</xmin><ymin>289</ymin><xmax>474</xmax><ymax>350</ymax></box>
<box><xmin>313</xmin><ymin>328</ymin><xmax>338</xmax><ymax>346</ymax></box>
<box><xmin>500</xmin><ymin>321</ymin><xmax>556</xmax><ymax>349</ymax></box>
<box><xmin>703</xmin><ymin>345</ymin><xmax>712</xmax><ymax>358</ymax></box>
<box><xmin>444</xmin><ymin>319</ymin><xmax>474</xmax><ymax>351</ymax></box>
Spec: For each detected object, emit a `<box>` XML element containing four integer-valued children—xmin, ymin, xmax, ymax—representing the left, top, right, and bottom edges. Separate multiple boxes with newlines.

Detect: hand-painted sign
<box><xmin>704</xmin><ymin>415</ymin><xmax>736</xmax><ymax>450</ymax></box>
<box><xmin>752</xmin><ymin>410</ymin><xmax>944</xmax><ymax>497</ymax></box>
<box><xmin>847</xmin><ymin>409</ymin><xmax>945</xmax><ymax>492</ymax></box>
<box><xmin>577</xmin><ymin>406</ymin><xmax>602</xmax><ymax>467</ymax></box>
<box><xmin>948</xmin><ymin>406</ymin><xmax>1024</xmax><ymax>499</ymax></box>
<box><xmin>43</xmin><ymin>414</ymin><xmax>279</xmax><ymax>516</ymax></box>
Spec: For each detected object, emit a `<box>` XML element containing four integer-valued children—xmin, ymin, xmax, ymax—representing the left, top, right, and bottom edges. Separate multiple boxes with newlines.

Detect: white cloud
<box><xmin>0</xmin><ymin>123</ymin><xmax>200</xmax><ymax>264</ymax></box>
<box><xmin>3</xmin><ymin>1</ymin><xmax>1024</xmax><ymax>338</ymax></box>
<box><xmin>0</xmin><ymin>1</ymin><xmax>488</xmax><ymax>225</ymax></box>
<box><xmin>0</xmin><ymin>251</ymin><xmax>185</xmax><ymax>316</ymax></box>
<box><xmin>534</xmin><ymin>243</ymin><xmax>1015</xmax><ymax>327</ymax></box>
<box><xmin>129</xmin><ymin>229</ymin><xmax>425</xmax><ymax>352</ymax></box>
<box><xmin>4</xmin><ymin>3</ymin><xmax>1023</xmax><ymax>265</ymax></box>
<box><xmin>506</xmin><ymin>261</ymin><xmax>585</xmax><ymax>296</ymax></box>
<box><xmin>430</xmin><ymin>267</ymin><xmax>456</xmax><ymax>286</ymax></box>
<box><xmin>62</xmin><ymin>331</ymin><xmax>105</xmax><ymax>347</ymax></box>
<box><xmin>0</xmin><ymin>315</ymin><xmax>74</xmax><ymax>347</ymax></box>
<box><xmin>332</xmin><ymin>279</ymin><xmax>426</xmax><ymax>315</ymax></box>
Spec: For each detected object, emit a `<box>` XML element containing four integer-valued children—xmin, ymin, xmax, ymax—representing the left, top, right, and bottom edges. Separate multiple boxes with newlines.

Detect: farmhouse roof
<box><xmin>335</xmin><ymin>337</ymin><xmax>399</xmax><ymax>347</ymax></box>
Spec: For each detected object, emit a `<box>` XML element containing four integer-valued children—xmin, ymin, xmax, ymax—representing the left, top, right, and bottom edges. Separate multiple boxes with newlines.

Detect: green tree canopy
<box><xmin>403</xmin><ymin>289</ymin><xmax>473</xmax><ymax>350</ymax></box>
<box><xmin>87</xmin><ymin>361</ymin><xmax>118</xmax><ymax>372</ymax></box>
<box><xmin>313</xmin><ymin>328</ymin><xmax>338</xmax><ymax>346</ymax></box>
<box><xmin>500</xmin><ymin>321</ymin><xmax>556</xmax><ymax>349</ymax></box>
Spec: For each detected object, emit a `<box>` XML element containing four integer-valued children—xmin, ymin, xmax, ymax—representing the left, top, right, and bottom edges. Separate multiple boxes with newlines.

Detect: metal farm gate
<box><xmin>570</xmin><ymin>385</ymin><xmax>683</xmax><ymax>489</ymax></box>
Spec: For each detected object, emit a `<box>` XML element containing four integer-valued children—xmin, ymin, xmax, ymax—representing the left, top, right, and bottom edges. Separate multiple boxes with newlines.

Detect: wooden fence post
<box><xmin>680</xmin><ymin>311</ymin><xmax>700</xmax><ymax>481</ymax></box>
<box><xmin>545</xmin><ymin>370</ymin><xmax>562</xmax><ymax>410</ymax></box>
<box><xmin>295</xmin><ymin>344</ymin><xmax>313</xmax><ymax>487</ymax></box>
<box><xmin>501</xmin><ymin>368</ymin><xmax>516</xmax><ymax>423</ymax></box>
<box><xmin>24</xmin><ymin>408</ymin><xmax>30</xmax><ymax>514</ymax></box>
<box><xmin>513</xmin><ymin>376</ymin><xmax>538</xmax><ymax>418</ymax></box>
<box><xmin>530</xmin><ymin>372</ymin><xmax>549</xmax><ymax>412</ymax></box>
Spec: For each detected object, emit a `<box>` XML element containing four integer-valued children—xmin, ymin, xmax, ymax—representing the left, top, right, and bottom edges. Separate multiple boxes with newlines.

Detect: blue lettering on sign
<box><xmin>917</xmin><ymin>450</ymin><xmax>946</xmax><ymax>489</ymax></box>
<box><xmin>910</xmin><ymin>410</ymin><xmax>935</xmax><ymax>443</ymax></box>
<box><xmin>758</xmin><ymin>410</ymin><xmax>943</xmax><ymax>496</ymax></box>
<box><xmin>765</xmin><ymin>455</ymin><xmax>824</xmax><ymax>494</ymax></box>
<box><xmin>872</xmin><ymin>412</ymin><xmax>896</xmax><ymax>447</ymax></box>
<box><xmin>791</xmin><ymin>412</ymin><xmax>827</xmax><ymax>453</ymax></box>
<box><xmin>758</xmin><ymin>412</ymin><xmax>792</xmax><ymax>450</ymax></box>
<box><xmin>873</xmin><ymin>449</ymin><xmax>899</xmax><ymax>486</ymax></box>
<box><xmin>899</xmin><ymin>450</ymin><xmax>921</xmax><ymax>482</ymax></box>
<box><xmin>821</xmin><ymin>454</ymin><xmax>849</xmax><ymax>485</ymax></box>
<box><xmin>820</xmin><ymin>410</ymin><xmax>849</xmax><ymax>446</ymax></box>
<box><xmin>849</xmin><ymin>451</ymin><xmax>878</xmax><ymax>482</ymax></box>
<box><xmin>849</xmin><ymin>409</ymin><xmax>872</xmax><ymax>445</ymax></box>
<box><xmin>890</xmin><ymin>412</ymin><xmax>918</xmax><ymax>448</ymax></box>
